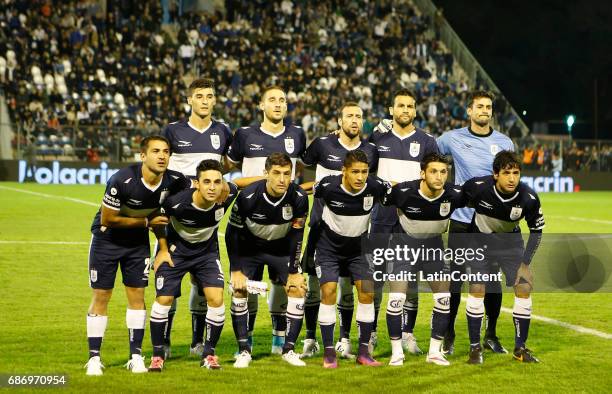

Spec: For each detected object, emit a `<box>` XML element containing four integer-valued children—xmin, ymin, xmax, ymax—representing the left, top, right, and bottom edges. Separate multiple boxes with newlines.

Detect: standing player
<box><xmin>299</xmin><ymin>102</ymin><xmax>379</xmax><ymax>358</ymax></box>
<box><xmin>226</xmin><ymin>153</ymin><xmax>308</xmax><ymax>368</ymax></box>
<box><xmin>381</xmin><ymin>153</ymin><xmax>464</xmax><ymax>366</ymax></box>
<box><xmin>436</xmin><ymin>90</ymin><xmax>515</xmax><ymax>355</ymax></box>
<box><xmin>226</xmin><ymin>86</ymin><xmax>307</xmax><ymax>354</ymax></box>
<box><xmin>84</xmin><ymin>136</ymin><xmax>190</xmax><ymax>376</ymax></box>
<box><xmin>160</xmin><ymin>78</ymin><xmax>233</xmax><ymax>358</ymax></box>
<box><xmin>461</xmin><ymin>151</ymin><xmax>544</xmax><ymax>364</ymax></box>
<box><xmin>369</xmin><ymin>89</ymin><xmax>439</xmax><ymax>353</ymax></box>
<box><xmin>314</xmin><ymin>150</ymin><xmax>391</xmax><ymax>368</ymax></box>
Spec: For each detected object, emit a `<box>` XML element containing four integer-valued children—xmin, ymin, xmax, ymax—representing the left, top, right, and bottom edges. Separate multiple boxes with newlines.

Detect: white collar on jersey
<box><xmin>263</xmin><ymin>189</ymin><xmax>288</xmax><ymax>206</ymax></box>
<box><xmin>259</xmin><ymin>125</ymin><xmax>286</xmax><ymax>138</ymax></box>
<box><xmin>493</xmin><ymin>185</ymin><xmax>519</xmax><ymax>203</ymax></box>
<box><xmin>141</xmin><ymin>177</ymin><xmax>162</xmax><ymax>192</ymax></box>
<box><xmin>187</xmin><ymin>120</ymin><xmax>213</xmax><ymax>134</ymax></box>
<box><xmin>340</xmin><ymin>183</ymin><xmax>367</xmax><ymax>196</ymax></box>
<box><xmin>191</xmin><ymin>201</ymin><xmax>217</xmax><ymax>211</ymax></box>
<box><xmin>418</xmin><ymin>188</ymin><xmax>445</xmax><ymax>202</ymax></box>
<box><xmin>391</xmin><ymin>127</ymin><xmax>417</xmax><ymax>141</ymax></box>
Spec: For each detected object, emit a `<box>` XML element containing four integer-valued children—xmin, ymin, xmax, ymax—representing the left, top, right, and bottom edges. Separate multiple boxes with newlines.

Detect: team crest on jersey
<box><xmin>409</xmin><ymin>142</ymin><xmax>420</xmax><ymax>157</ymax></box>
<box><xmin>282</xmin><ymin>205</ymin><xmax>293</xmax><ymax>220</ymax></box>
<box><xmin>284</xmin><ymin>138</ymin><xmax>295</xmax><ymax>154</ymax></box>
<box><xmin>215</xmin><ymin>207</ymin><xmax>225</xmax><ymax>221</ymax></box>
<box><xmin>490</xmin><ymin>144</ymin><xmax>499</xmax><ymax>155</ymax></box>
<box><xmin>90</xmin><ymin>269</ymin><xmax>98</xmax><ymax>283</ymax></box>
<box><xmin>510</xmin><ymin>206</ymin><xmax>523</xmax><ymax>220</ymax></box>
<box><xmin>363</xmin><ymin>196</ymin><xmax>374</xmax><ymax>211</ymax></box>
<box><xmin>156</xmin><ymin>276</ymin><xmax>164</xmax><ymax>290</ymax></box>
<box><xmin>210</xmin><ymin>134</ymin><xmax>221</xmax><ymax>150</ymax></box>
<box><xmin>159</xmin><ymin>190</ymin><xmax>169</xmax><ymax>204</ymax></box>
<box><xmin>439</xmin><ymin>202</ymin><xmax>451</xmax><ymax>216</ymax></box>
<box><xmin>110</xmin><ymin>187</ymin><xmax>117</xmax><ymax>195</ymax></box>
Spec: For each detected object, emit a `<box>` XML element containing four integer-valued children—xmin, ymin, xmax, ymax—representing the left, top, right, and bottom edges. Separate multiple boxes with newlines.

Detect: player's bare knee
<box><xmin>357</xmin><ymin>291</ymin><xmax>374</xmax><ymax>304</ymax></box>
<box><xmin>90</xmin><ymin>289</ymin><xmax>112</xmax><ymax>314</ymax></box>
<box><xmin>514</xmin><ymin>283</ymin><xmax>531</xmax><ymax>298</ymax></box>
<box><xmin>469</xmin><ymin>284</ymin><xmax>486</xmax><ymax>298</ymax></box>
<box><xmin>320</xmin><ymin>282</ymin><xmax>337</xmax><ymax>304</ymax></box>
<box><xmin>125</xmin><ymin>287</ymin><xmax>146</xmax><ymax>309</ymax></box>
<box><xmin>156</xmin><ymin>295</ymin><xmax>174</xmax><ymax>306</ymax></box>
<box><xmin>205</xmin><ymin>288</ymin><xmax>224</xmax><ymax>308</ymax></box>
<box><xmin>286</xmin><ymin>286</ymin><xmax>303</xmax><ymax>298</ymax></box>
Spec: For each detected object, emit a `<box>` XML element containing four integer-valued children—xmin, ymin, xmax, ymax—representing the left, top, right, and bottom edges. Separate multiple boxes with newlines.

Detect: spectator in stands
<box><xmin>522</xmin><ymin>146</ymin><xmax>535</xmax><ymax>170</ymax></box>
<box><xmin>551</xmin><ymin>149</ymin><xmax>563</xmax><ymax>172</ymax></box>
<box><xmin>23</xmin><ymin>136</ymin><xmax>38</xmax><ymax>182</ymax></box>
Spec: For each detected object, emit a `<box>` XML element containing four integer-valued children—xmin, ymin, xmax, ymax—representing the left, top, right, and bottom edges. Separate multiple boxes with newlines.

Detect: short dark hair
<box><xmin>141</xmin><ymin>135</ymin><xmax>170</xmax><ymax>153</ymax></box>
<box><xmin>468</xmin><ymin>90</ymin><xmax>495</xmax><ymax>107</ymax></box>
<box><xmin>392</xmin><ymin>89</ymin><xmax>416</xmax><ymax>106</ymax></box>
<box><xmin>265</xmin><ymin>152</ymin><xmax>293</xmax><ymax>171</ymax></box>
<box><xmin>343</xmin><ymin>149</ymin><xmax>369</xmax><ymax>168</ymax></box>
<box><xmin>196</xmin><ymin>159</ymin><xmax>224</xmax><ymax>179</ymax></box>
<box><xmin>260</xmin><ymin>85</ymin><xmax>285</xmax><ymax>102</ymax></box>
<box><xmin>493</xmin><ymin>150</ymin><xmax>521</xmax><ymax>174</ymax></box>
<box><xmin>420</xmin><ymin>152</ymin><xmax>450</xmax><ymax>171</ymax></box>
<box><xmin>339</xmin><ymin>101</ymin><xmax>362</xmax><ymax>118</ymax></box>
<box><xmin>188</xmin><ymin>78</ymin><xmax>215</xmax><ymax>96</ymax></box>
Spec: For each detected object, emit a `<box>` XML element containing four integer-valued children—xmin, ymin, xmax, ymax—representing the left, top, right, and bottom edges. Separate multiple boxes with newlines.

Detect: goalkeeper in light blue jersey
<box><xmin>436</xmin><ymin>90</ymin><xmax>515</xmax><ymax>356</ymax></box>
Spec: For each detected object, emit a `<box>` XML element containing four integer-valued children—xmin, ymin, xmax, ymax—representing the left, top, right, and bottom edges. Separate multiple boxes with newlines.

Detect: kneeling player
<box><xmin>381</xmin><ymin>153</ymin><xmax>464</xmax><ymax>366</ymax></box>
<box><xmin>314</xmin><ymin>150</ymin><xmax>391</xmax><ymax>368</ymax></box>
<box><xmin>148</xmin><ymin>160</ymin><xmax>239</xmax><ymax>371</ymax></box>
<box><xmin>462</xmin><ymin>151</ymin><xmax>544</xmax><ymax>364</ymax></box>
<box><xmin>226</xmin><ymin>153</ymin><xmax>308</xmax><ymax>368</ymax></box>
<box><xmin>85</xmin><ymin>136</ymin><xmax>190</xmax><ymax>376</ymax></box>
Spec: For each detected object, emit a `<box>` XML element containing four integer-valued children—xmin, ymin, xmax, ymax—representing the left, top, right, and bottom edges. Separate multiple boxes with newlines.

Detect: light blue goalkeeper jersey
<box><xmin>436</xmin><ymin>126</ymin><xmax>514</xmax><ymax>223</ymax></box>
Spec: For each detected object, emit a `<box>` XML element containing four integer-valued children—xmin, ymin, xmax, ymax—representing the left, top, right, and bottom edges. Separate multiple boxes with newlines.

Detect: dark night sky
<box><xmin>433</xmin><ymin>0</ymin><xmax>612</xmax><ymax>139</ymax></box>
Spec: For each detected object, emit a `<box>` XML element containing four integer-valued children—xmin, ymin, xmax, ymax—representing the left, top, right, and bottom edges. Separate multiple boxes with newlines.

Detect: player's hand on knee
<box><xmin>514</xmin><ymin>263</ymin><xmax>533</xmax><ymax>287</ymax></box>
<box><xmin>230</xmin><ymin>270</ymin><xmax>248</xmax><ymax>293</ymax></box>
<box><xmin>153</xmin><ymin>249</ymin><xmax>174</xmax><ymax>272</ymax></box>
<box><xmin>374</xmin><ymin>118</ymin><xmax>392</xmax><ymax>133</ymax></box>
<box><xmin>286</xmin><ymin>273</ymin><xmax>307</xmax><ymax>296</ymax></box>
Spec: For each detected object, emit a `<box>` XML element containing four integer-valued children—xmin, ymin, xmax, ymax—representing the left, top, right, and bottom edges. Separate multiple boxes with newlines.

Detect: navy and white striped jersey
<box><xmin>226</xmin><ymin>124</ymin><xmax>306</xmax><ymax>179</ymax></box>
<box><xmin>369</xmin><ymin>127</ymin><xmax>439</xmax><ymax>225</ymax></box>
<box><xmin>228</xmin><ymin>179</ymin><xmax>309</xmax><ymax>242</ymax></box>
<box><xmin>162</xmin><ymin>183</ymin><xmax>239</xmax><ymax>256</ymax></box>
<box><xmin>161</xmin><ymin>119</ymin><xmax>233</xmax><ymax>177</ymax></box>
<box><xmin>315</xmin><ymin>175</ymin><xmax>391</xmax><ymax>244</ymax></box>
<box><xmin>91</xmin><ymin>163</ymin><xmax>191</xmax><ymax>246</ymax></box>
<box><xmin>463</xmin><ymin>175</ymin><xmax>545</xmax><ymax>234</ymax></box>
<box><xmin>386</xmin><ymin>179</ymin><xmax>465</xmax><ymax>239</ymax></box>
<box><xmin>302</xmin><ymin>135</ymin><xmax>379</xmax><ymax>181</ymax></box>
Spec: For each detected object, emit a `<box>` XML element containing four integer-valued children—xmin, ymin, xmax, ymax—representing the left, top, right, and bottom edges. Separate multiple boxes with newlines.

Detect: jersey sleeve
<box><xmin>313</xmin><ymin>176</ymin><xmax>330</xmax><ymax>199</ymax></box>
<box><xmin>294</xmin><ymin>188</ymin><xmax>309</xmax><ymax>218</ymax></box>
<box><xmin>368</xmin><ymin>143</ymin><xmax>379</xmax><ymax>173</ymax></box>
<box><xmin>102</xmin><ymin>175</ymin><xmax>123</xmax><ymax>211</ymax></box>
<box><xmin>436</xmin><ymin>132</ymin><xmax>450</xmax><ymax>155</ymax></box>
<box><xmin>223</xmin><ymin>182</ymin><xmax>240</xmax><ymax>209</ymax></box>
<box><xmin>222</xmin><ymin>123</ymin><xmax>234</xmax><ymax>155</ymax></box>
<box><xmin>525</xmin><ymin>193</ymin><xmax>545</xmax><ymax>231</ymax></box>
<box><xmin>460</xmin><ymin>178</ymin><xmax>479</xmax><ymax>208</ymax></box>
<box><xmin>425</xmin><ymin>135</ymin><xmax>440</xmax><ymax>155</ymax></box>
<box><xmin>301</xmin><ymin>138</ymin><xmax>320</xmax><ymax>166</ymax></box>
<box><xmin>172</xmin><ymin>172</ymin><xmax>192</xmax><ymax>192</ymax></box>
<box><xmin>226</xmin><ymin>128</ymin><xmax>245</xmax><ymax>163</ymax></box>
<box><xmin>228</xmin><ymin>193</ymin><xmax>245</xmax><ymax>228</ymax></box>
<box><xmin>372</xmin><ymin>176</ymin><xmax>393</xmax><ymax>203</ymax></box>
<box><xmin>298</xmin><ymin>127</ymin><xmax>307</xmax><ymax>156</ymax></box>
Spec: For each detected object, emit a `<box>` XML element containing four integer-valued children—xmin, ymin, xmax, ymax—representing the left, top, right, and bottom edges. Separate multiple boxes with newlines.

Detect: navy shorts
<box><xmin>88</xmin><ymin>235</ymin><xmax>150</xmax><ymax>289</ymax></box>
<box><xmin>234</xmin><ymin>252</ymin><xmax>290</xmax><ymax>285</ymax></box>
<box><xmin>315</xmin><ymin>253</ymin><xmax>372</xmax><ymax>285</ymax></box>
<box><xmin>155</xmin><ymin>251</ymin><xmax>224</xmax><ymax>297</ymax></box>
<box><xmin>468</xmin><ymin>239</ymin><xmax>524</xmax><ymax>287</ymax></box>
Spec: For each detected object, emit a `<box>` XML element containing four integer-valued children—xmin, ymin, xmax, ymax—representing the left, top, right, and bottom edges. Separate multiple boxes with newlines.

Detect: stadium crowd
<box><xmin>518</xmin><ymin>141</ymin><xmax>611</xmax><ymax>172</ymax></box>
<box><xmin>2</xmin><ymin>0</ymin><xmax>522</xmax><ymax>158</ymax></box>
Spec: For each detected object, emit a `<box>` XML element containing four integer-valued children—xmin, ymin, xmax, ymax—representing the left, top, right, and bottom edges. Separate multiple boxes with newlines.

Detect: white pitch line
<box><xmin>500</xmin><ymin>306</ymin><xmax>612</xmax><ymax>339</ymax></box>
<box><xmin>0</xmin><ymin>240</ymin><xmax>88</xmax><ymax>245</ymax></box>
<box><xmin>548</xmin><ymin>215</ymin><xmax>612</xmax><ymax>225</ymax></box>
<box><xmin>0</xmin><ymin>185</ymin><xmax>99</xmax><ymax>207</ymax></box>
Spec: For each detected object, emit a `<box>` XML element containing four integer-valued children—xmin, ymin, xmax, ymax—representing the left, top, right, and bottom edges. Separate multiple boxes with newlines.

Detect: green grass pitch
<box><xmin>0</xmin><ymin>183</ymin><xmax>611</xmax><ymax>392</ymax></box>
